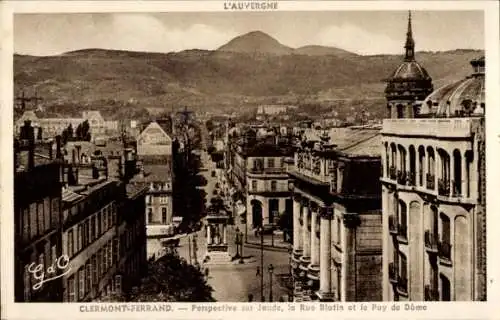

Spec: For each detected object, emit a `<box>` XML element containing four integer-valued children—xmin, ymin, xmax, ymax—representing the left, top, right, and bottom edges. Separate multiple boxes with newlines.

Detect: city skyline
<box><xmin>14</xmin><ymin>11</ymin><xmax>484</xmax><ymax>56</ymax></box>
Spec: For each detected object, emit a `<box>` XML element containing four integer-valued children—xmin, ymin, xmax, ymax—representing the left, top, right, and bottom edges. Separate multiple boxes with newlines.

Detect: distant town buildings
<box><xmin>15</xmin><ymin>110</ymin><xmax>119</xmax><ymax>141</ymax></box>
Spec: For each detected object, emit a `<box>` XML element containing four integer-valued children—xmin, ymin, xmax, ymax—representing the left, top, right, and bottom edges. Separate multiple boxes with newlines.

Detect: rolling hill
<box><xmin>14</xmin><ymin>31</ymin><xmax>484</xmax><ymax>120</ymax></box>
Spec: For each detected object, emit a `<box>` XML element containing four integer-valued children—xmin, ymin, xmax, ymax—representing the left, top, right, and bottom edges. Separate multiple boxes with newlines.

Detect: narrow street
<box><xmin>176</xmin><ymin>149</ymin><xmax>292</xmax><ymax>302</ymax></box>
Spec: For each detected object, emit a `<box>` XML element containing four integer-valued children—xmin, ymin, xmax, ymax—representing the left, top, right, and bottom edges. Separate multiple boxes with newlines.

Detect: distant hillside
<box><xmin>294</xmin><ymin>45</ymin><xmax>358</xmax><ymax>58</ymax></box>
<box><xmin>14</xmin><ymin>33</ymin><xmax>483</xmax><ymax>120</ymax></box>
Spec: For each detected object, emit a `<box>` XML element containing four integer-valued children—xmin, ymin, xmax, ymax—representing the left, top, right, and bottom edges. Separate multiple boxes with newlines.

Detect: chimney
<box><xmin>55</xmin><ymin>135</ymin><xmax>62</xmax><ymax>159</ymax></box>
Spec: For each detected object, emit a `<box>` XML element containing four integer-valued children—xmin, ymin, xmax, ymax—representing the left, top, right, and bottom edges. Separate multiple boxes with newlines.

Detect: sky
<box><xmin>14</xmin><ymin>11</ymin><xmax>484</xmax><ymax>56</ymax></box>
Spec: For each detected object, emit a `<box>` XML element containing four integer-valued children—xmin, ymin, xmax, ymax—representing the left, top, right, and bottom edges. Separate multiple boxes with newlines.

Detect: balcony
<box><xmin>248</xmin><ymin>167</ymin><xmax>286</xmax><ymax>175</ymax></box>
<box><xmin>425</xmin><ymin>285</ymin><xmax>440</xmax><ymax>301</ymax></box>
<box><xmin>382</xmin><ymin>118</ymin><xmax>474</xmax><ymax>138</ymax></box>
<box><xmin>397</xmin><ymin>224</ymin><xmax>408</xmax><ymax>241</ymax></box>
<box><xmin>389</xmin><ymin>166</ymin><xmax>397</xmax><ymax>180</ymax></box>
<box><xmin>426</xmin><ymin>173</ymin><xmax>435</xmax><ymax>190</ymax></box>
<box><xmin>438</xmin><ymin>241</ymin><xmax>452</xmax><ymax>263</ymax></box>
<box><xmin>397</xmin><ymin>276</ymin><xmax>408</xmax><ymax>295</ymax></box>
<box><xmin>388</xmin><ymin>215</ymin><xmax>397</xmax><ymax>235</ymax></box>
<box><xmin>408</xmin><ymin>171</ymin><xmax>416</xmax><ymax>186</ymax></box>
<box><xmin>438</xmin><ymin>178</ymin><xmax>450</xmax><ymax>197</ymax></box>
<box><xmin>424</xmin><ymin>230</ymin><xmax>438</xmax><ymax>254</ymax></box>
<box><xmin>452</xmin><ymin>180</ymin><xmax>462</xmax><ymax>197</ymax></box>
<box><xmin>388</xmin><ymin>262</ymin><xmax>397</xmax><ymax>284</ymax></box>
<box><xmin>397</xmin><ymin>170</ymin><xmax>407</xmax><ymax>185</ymax></box>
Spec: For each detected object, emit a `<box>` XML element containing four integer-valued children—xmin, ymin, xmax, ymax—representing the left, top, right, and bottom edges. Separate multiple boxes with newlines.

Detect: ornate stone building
<box><xmin>289</xmin><ymin>128</ymin><xmax>382</xmax><ymax>302</ymax></box>
<box><xmin>384</xmin><ymin>12</ymin><xmax>434</xmax><ymax>119</ymax></box>
<box><xmin>380</xmin><ymin>14</ymin><xmax>486</xmax><ymax>301</ymax></box>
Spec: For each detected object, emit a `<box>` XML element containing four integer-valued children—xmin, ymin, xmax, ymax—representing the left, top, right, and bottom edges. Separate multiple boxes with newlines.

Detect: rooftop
<box><xmin>132</xmin><ymin>164</ymin><xmax>172</xmax><ymax>183</ymax></box>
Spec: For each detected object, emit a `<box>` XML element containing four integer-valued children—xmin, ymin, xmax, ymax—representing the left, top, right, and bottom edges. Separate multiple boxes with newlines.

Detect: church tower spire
<box><xmin>404</xmin><ymin>11</ymin><xmax>415</xmax><ymax>61</ymax></box>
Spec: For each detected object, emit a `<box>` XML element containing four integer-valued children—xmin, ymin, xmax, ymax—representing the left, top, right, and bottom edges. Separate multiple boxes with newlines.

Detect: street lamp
<box><xmin>259</xmin><ymin>226</ymin><xmax>264</xmax><ymax>302</ymax></box>
<box><xmin>234</xmin><ymin>227</ymin><xmax>244</xmax><ymax>263</ymax></box>
<box><xmin>268</xmin><ymin>264</ymin><xmax>274</xmax><ymax>302</ymax></box>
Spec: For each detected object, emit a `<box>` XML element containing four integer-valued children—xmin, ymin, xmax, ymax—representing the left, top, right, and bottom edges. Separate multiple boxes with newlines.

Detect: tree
<box><xmin>76</xmin><ymin>120</ymin><xmax>91</xmax><ymax>141</ymax></box>
<box><xmin>205</xmin><ymin>119</ymin><xmax>214</xmax><ymax>132</ymax></box>
<box><xmin>96</xmin><ymin>252</ymin><xmax>215</xmax><ymax>302</ymax></box>
<box><xmin>66</xmin><ymin>124</ymin><xmax>74</xmax><ymax>141</ymax></box>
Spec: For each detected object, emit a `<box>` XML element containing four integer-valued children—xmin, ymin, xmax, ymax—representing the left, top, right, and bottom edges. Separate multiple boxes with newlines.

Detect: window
<box><xmin>91</xmin><ymin>255</ymin><xmax>97</xmax><ymax>290</ymax></box>
<box><xmin>336</xmin><ymin>217</ymin><xmax>341</xmax><ymax>244</ymax></box>
<box><xmin>44</xmin><ymin>198</ymin><xmax>51</xmax><ymax>230</ymax></box>
<box><xmin>148</xmin><ymin>208</ymin><xmax>153</xmax><ymax>224</ymax></box>
<box><xmin>37</xmin><ymin>202</ymin><xmax>44</xmax><ymax>235</ymax></box>
<box><xmin>39</xmin><ymin>253</ymin><xmax>45</xmax><ymax>270</ymax></box>
<box><xmin>51</xmin><ymin>244</ymin><xmax>57</xmax><ymax>267</ymax></box>
<box><xmin>267</xmin><ymin>158</ymin><xmax>275</xmax><ymax>168</ymax></box>
<box><xmin>251</xmin><ymin>180</ymin><xmax>257</xmax><ymax>191</ymax></box>
<box><xmin>90</xmin><ymin>216</ymin><xmax>96</xmax><ymax>241</ymax></box>
<box><xmin>67</xmin><ymin>275</ymin><xmax>76</xmax><ymax>302</ymax></box>
<box><xmin>115</xmin><ymin>275</ymin><xmax>122</xmax><ymax>294</ymax></box>
<box><xmin>85</xmin><ymin>219</ymin><xmax>90</xmax><ymax>245</ymax></box>
<box><xmin>77</xmin><ymin>224</ymin><xmax>84</xmax><ymax>253</ymax></box>
<box><xmin>96</xmin><ymin>250</ymin><xmax>101</xmax><ymax>278</ymax></box>
<box><xmin>44</xmin><ymin>199</ymin><xmax>51</xmax><ymax>231</ymax></box>
<box><xmin>108</xmin><ymin>206</ymin><xmax>113</xmax><ymax>227</ymax></box>
<box><xmin>97</xmin><ymin>211</ymin><xmax>102</xmax><ymax>235</ymax></box>
<box><xmin>52</xmin><ymin>198</ymin><xmax>59</xmax><ymax>217</ymax></box>
<box><xmin>113</xmin><ymin>237</ymin><xmax>118</xmax><ymax>265</ymax></box>
<box><xmin>397</xmin><ymin>105</ymin><xmax>404</xmax><ymax>119</ymax></box>
<box><xmin>108</xmin><ymin>241</ymin><xmax>113</xmax><ymax>268</ymax></box>
<box><xmin>68</xmin><ymin>229</ymin><xmax>74</xmax><ymax>257</ymax></box>
<box><xmin>103</xmin><ymin>245</ymin><xmax>108</xmax><ymax>273</ymax></box>
<box><xmin>22</xmin><ymin>208</ymin><xmax>30</xmax><ymax>241</ymax></box>
<box><xmin>103</xmin><ymin>209</ymin><xmax>108</xmax><ymax>231</ymax></box>
<box><xmin>78</xmin><ymin>268</ymin><xmax>85</xmax><ymax>300</ymax></box>
<box><xmin>270</xmin><ymin>180</ymin><xmax>277</xmax><ymax>191</ymax></box>
<box><xmin>399</xmin><ymin>200</ymin><xmax>408</xmax><ymax>239</ymax></box>
<box><xmin>24</xmin><ymin>266</ymin><xmax>31</xmax><ymax>301</ymax></box>
<box><xmin>85</xmin><ymin>263</ymin><xmax>92</xmax><ymax>295</ymax></box>
<box><xmin>162</xmin><ymin>208</ymin><xmax>167</xmax><ymax>224</ymax></box>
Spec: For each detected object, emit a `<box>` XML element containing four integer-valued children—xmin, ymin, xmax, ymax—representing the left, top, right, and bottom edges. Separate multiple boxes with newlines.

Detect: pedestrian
<box><xmin>256</xmin><ymin>266</ymin><xmax>260</xmax><ymax>277</ymax></box>
<box><xmin>248</xmin><ymin>293</ymin><xmax>254</xmax><ymax>302</ymax></box>
<box><xmin>204</xmin><ymin>267</ymin><xmax>210</xmax><ymax>278</ymax></box>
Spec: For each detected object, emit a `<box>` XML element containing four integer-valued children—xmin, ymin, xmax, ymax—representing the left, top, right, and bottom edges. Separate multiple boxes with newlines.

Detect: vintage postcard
<box><xmin>1</xmin><ymin>1</ymin><xmax>499</xmax><ymax>319</ymax></box>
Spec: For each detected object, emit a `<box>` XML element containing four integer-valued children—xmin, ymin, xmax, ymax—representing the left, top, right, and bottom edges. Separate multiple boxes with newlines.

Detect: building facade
<box><xmin>14</xmin><ymin>125</ymin><xmax>64</xmax><ymax>302</ymax></box>
<box><xmin>245</xmin><ymin>143</ymin><xmax>294</xmax><ymax>234</ymax></box>
<box><xmin>59</xmin><ymin>162</ymin><xmax>147</xmax><ymax>302</ymax></box>
<box><xmin>380</xmin><ymin>15</ymin><xmax>486</xmax><ymax>301</ymax></box>
<box><xmin>134</xmin><ymin>121</ymin><xmax>175</xmax><ymax>258</ymax></box>
<box><xmin>289</xmin><ymin>128</ymin><xmax>383</xmax><ymax>302</ymax></box>
<box><xmin>15</xmin><ymin>110</ymin><xmax>119</xmax><ymax>141</ymax></box>
<box><xmin>15</xmin><ymin>121</ymin><xmax>147</xmax><ymax>302</ymax></box>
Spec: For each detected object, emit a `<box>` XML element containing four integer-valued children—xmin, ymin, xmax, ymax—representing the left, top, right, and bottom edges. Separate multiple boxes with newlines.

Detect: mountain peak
<box><xmin>217</xmin><ymin>30</ymin><xmax>293</xmax><ymax>55</ymax></box>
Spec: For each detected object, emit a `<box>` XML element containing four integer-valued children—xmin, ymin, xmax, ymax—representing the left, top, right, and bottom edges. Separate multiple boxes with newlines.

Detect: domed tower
<box><xmin>385</xmin><ymin>11</ymin><xmax>434</xmax><ymax>119</ymax></box>
<box><xmin>419</xmin><ymin>56</ymin><xmax>485</xmax><ymax>117</ymax></box>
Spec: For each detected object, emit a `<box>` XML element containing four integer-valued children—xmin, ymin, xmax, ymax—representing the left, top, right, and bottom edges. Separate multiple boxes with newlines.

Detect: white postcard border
<box><xmin>1</xmin><ymin>1</ymin><xmax>499</xmax><ymax>319</ymax></box>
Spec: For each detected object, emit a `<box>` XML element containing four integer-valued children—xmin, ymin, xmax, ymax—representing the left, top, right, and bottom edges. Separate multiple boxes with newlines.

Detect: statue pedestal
<box><xmin>204</xmin><ymin>212</ymin><xmax>232</xmax><ymax>265</ymax></box>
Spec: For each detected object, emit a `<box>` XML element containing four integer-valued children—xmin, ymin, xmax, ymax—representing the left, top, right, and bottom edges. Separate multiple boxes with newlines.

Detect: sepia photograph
<box><xmin>3</xmin><ymin>1</ymin><xmax>496</xmax><ymax>316</ymax></box>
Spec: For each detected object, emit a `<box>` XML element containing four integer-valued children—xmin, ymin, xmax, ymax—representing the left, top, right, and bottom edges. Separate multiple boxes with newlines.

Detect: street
<box><xmin>176</xmin><ymin>150</ymin><xmax>291</xmax><ymax>302</ymax></box>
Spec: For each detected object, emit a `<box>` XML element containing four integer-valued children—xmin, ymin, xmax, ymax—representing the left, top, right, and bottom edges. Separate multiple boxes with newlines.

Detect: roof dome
<box><xmin>384</xmin><ymin>12</ymin><xmax>434</xmax><ymax>101</ymax></box>
<box><xmin>420</xmin><ymin>56</ymin><xmax>485</xmax><ymax>117</ymax></box>
<box><xmin>389</xmin><ymin>60</ymin><xmax>431</xmax><ymax>80</ymax></box>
